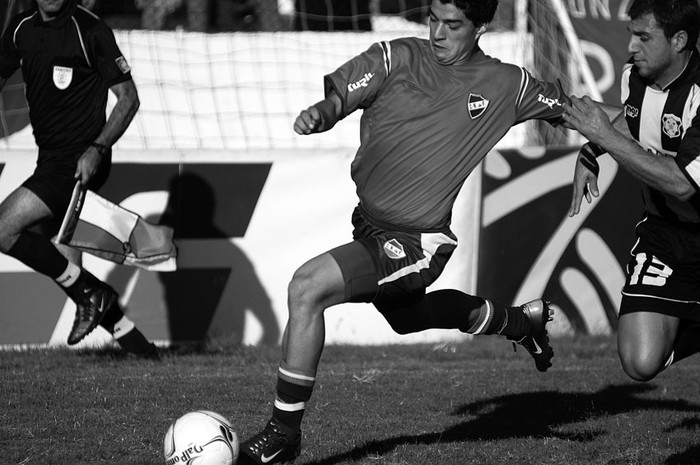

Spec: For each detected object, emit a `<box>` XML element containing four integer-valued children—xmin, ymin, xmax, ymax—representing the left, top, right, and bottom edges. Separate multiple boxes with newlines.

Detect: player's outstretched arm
<box><xmin>294</xmin><ymin>91</ymin><xmax>342</xmax><ymax>135</ymax></box>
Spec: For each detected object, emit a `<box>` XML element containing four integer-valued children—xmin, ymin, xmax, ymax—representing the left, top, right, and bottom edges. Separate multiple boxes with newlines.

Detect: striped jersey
<box><xmin>325</xmin><ymin>37</ymin><xmax>567</xmax><ymax>231</ymax></box>
<box><xmin>621</xmin><ymin>49</ymin><xmax>700</xmax><ymax>224</ymax></box>
<box><xmin>0</xmin><ymin>1</ymin><xmax>132</xmax><ymax>151</ymax></box>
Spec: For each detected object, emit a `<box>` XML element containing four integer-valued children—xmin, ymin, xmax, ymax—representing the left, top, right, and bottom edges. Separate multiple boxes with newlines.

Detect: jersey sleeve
<box><xmin>323</xmin><ymin>41</ymin><xmax>390</xmax><ymax>118</ymax></box>
<box><xmin>0</xmin><ymin>17</ymin><xmax>22</xmax><ymax>79</ymax></box>
<box><xmin>87</xmin><ymin>21</ymin><xmax>132</xmax><ymax>87</ymax></box>
<box><xmin>514</xmin><ymin>68</ymin><xmax>568</xmax><ymax>125</ymax></box>
<box><xmin>675</xmin><ymin>109</ymin><xmax>700</xmax><ymax>192</ymax></box>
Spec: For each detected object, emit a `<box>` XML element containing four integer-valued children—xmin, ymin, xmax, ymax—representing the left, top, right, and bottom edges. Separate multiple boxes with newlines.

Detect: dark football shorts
<box><xmin>22</xmin><ymin>147</ymin><xmax>111</xmax><ymax>220</ymax></box>
<box><xmin>328</xmin><ymin>206</ymin><xmax>458</xmax><ymax>308</ymax></box>
<box><xmin>620</xmin><ymin>214</ymin><xmax>700</xmax><ymax>321</ymax></box>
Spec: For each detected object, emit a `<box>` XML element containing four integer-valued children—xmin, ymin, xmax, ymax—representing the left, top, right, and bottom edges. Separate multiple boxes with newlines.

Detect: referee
<box><xmin>0</xmin><ymin>0</ymin><xmax>157</xmax><ymax>358</ymax></box>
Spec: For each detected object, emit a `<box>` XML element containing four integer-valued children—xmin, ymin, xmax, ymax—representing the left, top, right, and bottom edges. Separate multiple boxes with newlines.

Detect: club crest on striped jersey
<box><xmin>53</xmin><ymin>66</ymin><xmax>73</xmax><ymax>90</ymax></box>
<box><xmin>467</xmin><ymin>93</ymin><xmax>489</xmax><ymax>119</ymax></box>
<box><xmin>625</xmin><ymin>104</ymin><xmax>639</xmax><ymax>118</ymax></box>
<box><xmin>662</xmin><ymin>113</ymin><xmax>682</xmax><ymax>138</ymax></box>
<box><xmin>383</xmin><ymin>239</ymin><xmax>406</xmax><ymax>259</ymax></box>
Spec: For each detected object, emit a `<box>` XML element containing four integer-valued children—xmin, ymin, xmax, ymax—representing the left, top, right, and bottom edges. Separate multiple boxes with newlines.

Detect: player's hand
<box><xmin>562</xmin><ymin>96</ymin><xmax>612</xmax><ymax>144</ymax></box>
<box><xmin>75</xmin><ymin>147</ymin><xmax>102</xmax><ymax>185</ymax></box>
<box><xmin>568</xmin><ymin>153</ymin><xmax>600</xmax><ymax>217</ymax></box>
<box><xmin>294</xmin><ymin>106</ymin><xmax>323</xmax><ymax>135</ymax></box>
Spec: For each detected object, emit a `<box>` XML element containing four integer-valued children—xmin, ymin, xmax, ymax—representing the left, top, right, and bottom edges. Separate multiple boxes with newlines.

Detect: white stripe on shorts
<box><xmin>378</xmin><ymin>232</ymin><xmax>457</xmax><ymax>286</ymax></box>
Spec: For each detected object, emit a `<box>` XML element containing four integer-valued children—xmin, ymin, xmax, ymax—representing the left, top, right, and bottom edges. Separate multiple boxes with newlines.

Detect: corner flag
<box><xmin>56</xmin><ymin>181</ymin><xmax>177</xmax><ymax>271</ymax></box>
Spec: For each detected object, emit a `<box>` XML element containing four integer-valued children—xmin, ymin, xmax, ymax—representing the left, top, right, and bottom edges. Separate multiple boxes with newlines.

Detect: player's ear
<box><xmin>670</xmin><ymin>30</ymin><xmax>688</xmax><ymax>52</ymax></box>
<box><xmin>475</xmin><ymin>23</ymin><xmax>488</xmax><ymax>39</ymax></box>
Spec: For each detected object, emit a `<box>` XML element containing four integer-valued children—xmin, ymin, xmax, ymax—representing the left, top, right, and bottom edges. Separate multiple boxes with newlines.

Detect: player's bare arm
<box><xmin>568</xmin><ymin>107</ymin><xmax>627</xmax><ymax>217</ymax></box>
<box><xmin>75</xmin><ymin>79</ymin><xmax>139</xmax><ymax>184</ymax></box>
<box><xmin>294</xmin><ymin>91</ymin><xmax>342</xmax><ymax>135</ymax></box>
<box><xmin>563</xmin><ymin>95</ymin><xmax>694</xmax><ymax>200</ymax></box>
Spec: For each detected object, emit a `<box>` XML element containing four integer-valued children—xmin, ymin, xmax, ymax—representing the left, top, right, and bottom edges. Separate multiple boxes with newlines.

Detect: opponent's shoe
<box><xmin>67</xmin><ymin>279</ymin><xmax>118</xmax><ymax>345</ymax></box>
<box><xmin>510</xmin><ymin>299</ymin><xmax>554</xmax><ymax>372</ymax></box>
<box><xmin>240</xmin><ymin>417</ymin><xmax>301</xmax><ymax>464</ymax></box>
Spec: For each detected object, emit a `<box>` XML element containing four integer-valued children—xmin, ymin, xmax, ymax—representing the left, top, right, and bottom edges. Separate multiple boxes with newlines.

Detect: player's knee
<box><xmin>619</xmin><ymin>352</ymin><xmax>662</xmax><ymax>382</ymax></box>
<box><xmin>287</xmin><ymin>267</ymin><xmax>324</xmax><ymax>312</ymax></box>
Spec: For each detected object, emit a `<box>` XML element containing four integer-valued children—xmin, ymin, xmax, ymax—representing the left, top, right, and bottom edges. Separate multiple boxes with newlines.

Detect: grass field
<box><xmin>2</xmin><ymin>334</ymin><xmax>700</xmax><ymax>465</ymax></box>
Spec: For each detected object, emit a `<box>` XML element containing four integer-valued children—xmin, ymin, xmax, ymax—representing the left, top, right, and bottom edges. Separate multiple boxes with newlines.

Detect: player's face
<box><xmin>429</xmin><ymin>0</ymin><xmax>484</xmax><ymax>65</ymax></box>
<box><xmin>626</xmin><ymin>13</ymin><xmax>676</xmax><ymax>88</ymax></box>
<box><xmin>36</xmin><ymin>0</ymin><xmax>69</xmax><ymax>20</ymax></box>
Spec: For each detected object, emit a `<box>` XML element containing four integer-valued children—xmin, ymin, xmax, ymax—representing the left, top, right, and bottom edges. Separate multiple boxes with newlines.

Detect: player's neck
<box><xmin>653</xmin><ymin>50</ymin><xmax>692</xmax><ymax>90</ymax></box>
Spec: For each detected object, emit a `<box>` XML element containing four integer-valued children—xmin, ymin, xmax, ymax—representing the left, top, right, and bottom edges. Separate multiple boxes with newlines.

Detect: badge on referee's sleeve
<box><xmin>115</xmin><ymin>56</ymin><xmax>131</xmax><ymax>74</ymax></box>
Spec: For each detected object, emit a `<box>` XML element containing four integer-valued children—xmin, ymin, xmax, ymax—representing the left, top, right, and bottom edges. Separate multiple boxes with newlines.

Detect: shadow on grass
<box><xmin>304</xmin><ymin>383</ymin><xmax>700</xmax><ymax>465</ymax></box>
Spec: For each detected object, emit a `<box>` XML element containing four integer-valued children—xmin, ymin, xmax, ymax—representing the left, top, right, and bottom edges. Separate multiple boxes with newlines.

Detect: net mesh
<box><xmin>0</xmin><ymin>0</ymin><xmax>589</xmax><ymax>151</ymax></box>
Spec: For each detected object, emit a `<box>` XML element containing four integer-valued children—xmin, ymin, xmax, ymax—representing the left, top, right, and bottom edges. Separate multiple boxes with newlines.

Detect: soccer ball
<box><xmin>163</xmin><ymin>410</ymin><xmax>239</xmax><ymax>465</ymax></box>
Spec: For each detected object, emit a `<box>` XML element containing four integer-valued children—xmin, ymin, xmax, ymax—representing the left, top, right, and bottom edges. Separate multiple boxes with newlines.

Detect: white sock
<box><xmin>55</xmin><ymin>262</ymin><xmax>81</xmax><ymax>288</ymax></box>
<box><xmin>112</xmin><ymin>316</ymin><xmax>136</xmax><ymax>339</ymax></box>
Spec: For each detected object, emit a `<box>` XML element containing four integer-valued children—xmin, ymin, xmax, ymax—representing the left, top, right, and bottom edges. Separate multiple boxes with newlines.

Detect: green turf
<box><xmin>2</xmin><ymin>335</ymin><xmax>699</xmax><ymax>465</ymax></box>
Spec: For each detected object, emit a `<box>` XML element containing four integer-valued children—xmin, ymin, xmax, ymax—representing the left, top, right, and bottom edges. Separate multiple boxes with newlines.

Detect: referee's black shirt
<box><xmin>0</xmin><ymin>0</ymin><xmax>132</xmax><ymax>151</ymax></box>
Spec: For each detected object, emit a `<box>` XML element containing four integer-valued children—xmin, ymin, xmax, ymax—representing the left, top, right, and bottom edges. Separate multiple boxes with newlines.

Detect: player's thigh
<box><xmin>290</xmin><ymin>247</ymin><xmax>353</xmax><ymax>310</ymax></box>
<box><xmin>0</xmin><ymin>187</ymin><xmax>52</xmax><ymax>241</ymax></box>
<box><xmin>618</xmin><ymin>309</ymin><xmax>680</xmax><ymax>366</ymax></box>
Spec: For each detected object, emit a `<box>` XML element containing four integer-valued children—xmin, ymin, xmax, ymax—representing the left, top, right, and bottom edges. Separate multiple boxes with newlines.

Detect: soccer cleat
<box><xmin>67</xmin><ymin>280</ymin><xmax>118</xmax><ymax>345</ymax></box>
<box><xmin>115</xmin><ymin>330</ymin><xmax>161</xmax><ymax>360</ymax></box>
<box><xmin>510</xmin><ymin>299</ymin><xmax>554</xmax><ymax>372</ymax></box>
<box><xmin>240</xmin><ymin>417</ymin><xmax>301</xmax><ymax>464</ymax></box>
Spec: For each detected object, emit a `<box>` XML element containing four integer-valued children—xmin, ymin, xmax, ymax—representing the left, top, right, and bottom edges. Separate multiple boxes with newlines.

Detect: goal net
<box><xmin>0</xmin><ymin>0</ymin><xmax>596</xmax><ymax>151</ymax></box>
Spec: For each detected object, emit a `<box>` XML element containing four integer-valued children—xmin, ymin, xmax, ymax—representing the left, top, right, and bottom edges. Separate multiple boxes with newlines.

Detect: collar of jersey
<box><xmin>33</xmin><ymin>0</ymin><xmax>78</xmax><ymax>28</ymax></box>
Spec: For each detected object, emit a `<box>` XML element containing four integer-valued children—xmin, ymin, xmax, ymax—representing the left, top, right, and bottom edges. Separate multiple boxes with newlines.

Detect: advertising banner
<box><xmin>564</xmin><ymin>0</ymin><xmax>630</xmax><ymax>105</ymax></box>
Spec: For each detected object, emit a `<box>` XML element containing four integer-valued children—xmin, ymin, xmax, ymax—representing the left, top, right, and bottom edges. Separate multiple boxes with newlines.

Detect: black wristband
<box><xmin>90</xmin><ymin>142</ymin><xmax>109</xmax><ymax>156</ymax></box>
<box><xmin>584</xmin><ymin>142</ymin><xmax>606</xmax><ymax>158</ymax></box>
<box><xmin>578</xmin><ymin>144</ymin><xmax>601</xmax><ymax>176</ymax></box>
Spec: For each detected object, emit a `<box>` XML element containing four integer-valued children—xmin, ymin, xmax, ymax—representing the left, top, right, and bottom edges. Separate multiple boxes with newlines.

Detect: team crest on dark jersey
<box><xmin>625</xmin><ymin>104</ymin><xmax>639</xmax><ymax>118</ymax></box>
<box><xmin>467</xmin><ymin>93</ymin><xmax>489</xmax><ymax>119</ymax></box>
<box><xmin>53</xmin><ymin>66</ymin><xmax>72</xmax><ymax>90</ymax></box>
<box><xmin>662</xmin><ymin>113</ymin><xmax>682</xmax><ymax>138</ymax></box>
<box><xmin>383</xmin><ymin>239</ymin><xmax>406</xmax><ymax>259</ymax></box>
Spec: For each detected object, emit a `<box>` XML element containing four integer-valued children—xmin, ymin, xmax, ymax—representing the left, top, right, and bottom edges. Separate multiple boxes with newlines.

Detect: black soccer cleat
<box><xmin>115</xmin><ymin>330</ymin><xmax>161</xmax><ymax>361</ymax></box>
<box><xmin>239</xmin><ymin>417</ymin><xmax>301</xmax><ymax>465</ymax></box>
<box><xmin>67</xmin><ymin>278</ymin><xmax>118</xmax><ymax>345</ymax></box>
<box><xmin>510</xmin><ymin>299</ymin><xmax>554</xmax><ymax>372</ymax></box>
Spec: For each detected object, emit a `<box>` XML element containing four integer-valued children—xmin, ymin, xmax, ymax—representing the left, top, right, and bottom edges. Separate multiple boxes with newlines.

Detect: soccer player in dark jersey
<box><xmin>239</xmin><ymin>0</ymin><xmax>570</xmax><ymax>463</ymax></box>
<box><xmin>0</xmin><ymin>0</ymin><xmax>158</xmax><ymax>359</ymax></box>
<box><xmin>565</xmin><ymin>0</ymin><xmax>700</xmax><ymax>382</ymax></box>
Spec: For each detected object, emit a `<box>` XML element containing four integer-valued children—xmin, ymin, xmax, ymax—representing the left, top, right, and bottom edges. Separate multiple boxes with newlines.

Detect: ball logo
<box><xmin>53</xmin><ymin>66</ymin><xmax>73</xmax><ymax>90</ymax></box>
<box><xmin>383</xmin><ymin>239</ymin><xmax>406</xmax><ymax>259</ymax></box>
<box><xmin>165</xmin><ymin>444</ymin><xmax>205</xmax><ymax>464</ymax></box>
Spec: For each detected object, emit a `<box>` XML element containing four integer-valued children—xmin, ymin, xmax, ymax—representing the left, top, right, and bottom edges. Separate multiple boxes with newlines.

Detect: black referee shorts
<box><xmin>22</xmin><ymin>147</ymin><xmax>111</xmax><ymax>221</ymax></box>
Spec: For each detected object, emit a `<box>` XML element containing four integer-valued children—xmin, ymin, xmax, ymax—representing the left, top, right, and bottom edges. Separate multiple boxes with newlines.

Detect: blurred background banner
<box><xmin>563</xmin><ymin>0</ymin><xmax>630</xmax><ymax>104</ymax></box>
<box><xmin>0</xmin><ymin>1</ymin><xmax>643</xmax><ymax>347</ymax></box>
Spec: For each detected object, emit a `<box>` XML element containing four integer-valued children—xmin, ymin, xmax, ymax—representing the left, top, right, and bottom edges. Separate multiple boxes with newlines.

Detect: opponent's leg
<box><xmin>618</xmin><ymin>311</ymin><xmax>680</xmax><ymax>381</ymax></box>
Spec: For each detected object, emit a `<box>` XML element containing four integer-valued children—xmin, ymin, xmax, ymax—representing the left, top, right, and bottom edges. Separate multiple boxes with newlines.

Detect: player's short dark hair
<box><xmin>438</xmin><ymin>0</ymin><xmax>499</xmax><ymax>28</ymax></box>
<box><xmin>628</xmin><ymin>0</ymin><xmax>700</xmax><ymax>50</ymax></box>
